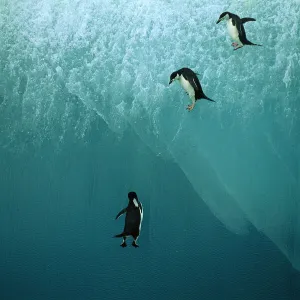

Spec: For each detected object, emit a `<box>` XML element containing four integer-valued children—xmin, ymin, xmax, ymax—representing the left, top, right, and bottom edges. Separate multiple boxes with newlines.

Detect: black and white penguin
<box><xmin>114</xmin><ymin>191</ymin><xmax>143</xmax><ymax>248</ymax></box>
<box><xmin>216</xmin><ymin>12</ymin><xmax>262</xmax><ymax>50</ymax></box>
<box><xmin>169</xmin><ymin>68</ymin><xmax>215</xmax><ymax>111</ymax></box>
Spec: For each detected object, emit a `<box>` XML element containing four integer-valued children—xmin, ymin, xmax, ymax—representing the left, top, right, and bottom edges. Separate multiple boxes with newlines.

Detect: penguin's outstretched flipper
<box><xmin>114</xmin><ymin>232</ymin><xmax>125</xmax><ymax>238</ymax></box>
<box><xmin>115</xmin><ymin>208</ymin><xmax>126</xmax><ymax>220</ymax></box>
<box><xmin>241</xmin><ymin>17</ymin><xmax>256</xmax><ymax>23</ymax></box>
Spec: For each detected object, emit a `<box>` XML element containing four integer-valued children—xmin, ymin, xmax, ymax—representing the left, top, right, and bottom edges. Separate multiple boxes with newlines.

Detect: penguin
<box><xmin>114</xmin><ymin>191</ymin><xmax>143</xmax><ymax>248</ymax></box>
<box><xmin>216</xmin><ymin>12</ymin><xmax>262</xmax><ymax>50</ymax></box>
<box><xmin>169</xmin><ymin>67</ymin><xmax>215</xmax><ymax>111</ymax></box>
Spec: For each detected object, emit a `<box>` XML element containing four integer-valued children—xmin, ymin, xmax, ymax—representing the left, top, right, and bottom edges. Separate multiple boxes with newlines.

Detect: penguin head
<box><xmin>128</xmin><ymin>191</ymin><xmax>138</xmax><ymax>201</ymax></box>
<box><xmin>128</xmin><ymin>191</ymin><xmax>139</xmax><ymax>207</ymax></box>
<box><xmin>216</xmin><ymin>12</ymin><xmax>230</xmax><ymax>24</ymax></box>
<box><xmin>169</xmin><ymin>71</ymin><xmax>180</xmax><ymax>84</ymax></box>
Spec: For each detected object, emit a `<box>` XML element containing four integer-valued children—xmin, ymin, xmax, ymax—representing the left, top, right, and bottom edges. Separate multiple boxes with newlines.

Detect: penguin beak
<box><xmin>216</xmin><ymin>19</ymin><xmax>221</xmax><ymax>24</ymax></box>
<box><xmin>169</xmin><ymin>80</ymin><xmax>172</xmax><ymax>85</ymax></box>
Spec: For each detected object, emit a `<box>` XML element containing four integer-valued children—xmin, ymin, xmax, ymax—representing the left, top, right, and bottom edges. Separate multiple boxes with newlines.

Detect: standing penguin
<box><xmin>216</xmin><ymin>12</ymin><xmax>262</xmax><ymax>50</ymax></box>
<box><xmin>169</xmin><ymin>67</ymin><xmax>215</xmax><ymax>111</ymax></box>
<box><xmin>114</xmin><ymin>192</ymin><xmax>143</xmax><ymax>248</ymax></box>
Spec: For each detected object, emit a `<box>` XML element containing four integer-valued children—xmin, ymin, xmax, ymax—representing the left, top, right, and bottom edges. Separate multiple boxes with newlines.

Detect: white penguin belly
<box><xmin>227</xmin><ymin>19</ymin><xmax>241</xmax><ymax>43</ymax></box>
<box><xmin>179</xmin><ymin>76</ymin><xmax>195</xmax><ymax>99</ymax></box>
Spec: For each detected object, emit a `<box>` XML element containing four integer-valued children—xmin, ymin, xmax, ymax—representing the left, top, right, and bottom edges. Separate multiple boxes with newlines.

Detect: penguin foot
<box><xmin>233</xmin><ymin>45</ymin><xmax>243</xmax><ymax>51</ymax></box>
<box><xmin>132</xmin><ymin>241</ymin><xmax>139</xmax><ymax>248</ymax></box>
<box><xmin>186</xmin><ymin>104</ymin><xmax>195</xmax><ymax>111</ymax></box>
<box><xmin>232</xmin><ymin>42</ymin><xmax>239</xmax><ymax>47</ymax></box>
<box><xmin>120</xmin><ymin>242</ymin><xmax>127</xmax><ymax>248</ymax></box>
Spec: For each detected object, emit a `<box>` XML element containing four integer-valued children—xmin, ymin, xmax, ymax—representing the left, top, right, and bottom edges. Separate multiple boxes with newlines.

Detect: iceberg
<box><xmin>0</xmin><ymin>0</ymin><xmax>299</xmax><ymax>270</ymax></box>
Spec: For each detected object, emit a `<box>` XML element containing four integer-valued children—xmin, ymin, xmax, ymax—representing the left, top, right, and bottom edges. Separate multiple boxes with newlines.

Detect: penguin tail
<box><xmin>203</xmin><ymin>95</ymin><xmax>215</xmax><ymax>102</ymax></box>
<box><xmin>246</xmin><ymin>40</ymin><xmax>262</xmax><ymax>47</ymax></box>
<box><xmin>114</xmin><ymin>233</ymin><xmax>125</xmax><ymax>238</ymax></box>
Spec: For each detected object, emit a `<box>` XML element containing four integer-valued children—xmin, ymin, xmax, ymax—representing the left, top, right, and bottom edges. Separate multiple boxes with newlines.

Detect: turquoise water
<box><xmin>0</xmin><ymin>0</ymin><xmax>299</xmax><ymax>299</ymax></box>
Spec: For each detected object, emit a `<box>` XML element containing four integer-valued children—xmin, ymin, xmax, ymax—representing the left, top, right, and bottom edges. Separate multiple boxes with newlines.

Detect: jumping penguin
<box><xmin>169</xmin><ymin>67</ymin><xmax>215</xmax><ymax>111</ymax></box>
<box><xmin>114</xmin><ymin>192</ymin><xmax>143</xmax><ymax>248</ymax></box>
<box><xmin>216</xmin><ymin>12</ymin><xmax>262</xmax><ymax>50</ymax></box>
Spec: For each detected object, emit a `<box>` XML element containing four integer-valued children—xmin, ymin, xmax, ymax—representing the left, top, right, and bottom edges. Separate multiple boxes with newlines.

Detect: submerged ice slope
<box><xmin>0</xmin><ymin>0</ymin><xmax>299</xmax><ymax>269</ymax></box>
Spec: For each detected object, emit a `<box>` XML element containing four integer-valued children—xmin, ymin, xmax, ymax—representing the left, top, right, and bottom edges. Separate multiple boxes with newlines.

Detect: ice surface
<box><xmin>0</xmin><ymin>0</ymin><xmax>299</xmax><ymax>270</ymax></box>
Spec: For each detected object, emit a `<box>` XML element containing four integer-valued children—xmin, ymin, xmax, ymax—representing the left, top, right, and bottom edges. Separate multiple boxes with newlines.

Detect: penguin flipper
<box><xmin>115</xmin><ymin>208</ymin><xmax>127</xmax><ymax>220</ymax></box>
<box><xmin>187</xmin><ymin>75</ymin><xmax>203</xmax><ymax>94</ymax></box>
<box><xmin>114</xmin><ymin>232</ymin><xmax>125</xmax><ymax>238</ymax></box>
<box><xmin>241</xmin><ymin>17</ymin><xmax>256</xmax><ymax>23</ymax></box>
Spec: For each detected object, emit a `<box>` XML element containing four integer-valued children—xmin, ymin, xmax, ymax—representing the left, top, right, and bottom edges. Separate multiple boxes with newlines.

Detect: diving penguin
<box><xmin>114</xmin><ymin>192</ymin><xmax>143</xmax><ymax>248</ymax></box>
<box><xmin>216</xmin><ymin>12</ymin><xmax>262</xmax><ymax>50</ymax></box>
<box><xmin>169</xmin><ymin>67</ymin><xmax>215</xmax><ymax>111</ymax></box>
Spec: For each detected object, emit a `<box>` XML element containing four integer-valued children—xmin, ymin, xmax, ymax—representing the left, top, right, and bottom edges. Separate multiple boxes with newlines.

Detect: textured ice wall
<box><xmin>0</xmin><ymin>0</ymin><xmax>299</xmax><ymax>270</ymax></box>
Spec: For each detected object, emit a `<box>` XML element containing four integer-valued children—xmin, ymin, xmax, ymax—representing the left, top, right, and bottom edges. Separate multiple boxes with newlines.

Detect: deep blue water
<box><xmin>1</xmin><ymin>0</ymin><xmax>300</xmax><ymax>299</ymax></box>
<box><xmin>1</xmin><ymin>120</ymin><xmax>299</xmax><ymax>299</ymax></box>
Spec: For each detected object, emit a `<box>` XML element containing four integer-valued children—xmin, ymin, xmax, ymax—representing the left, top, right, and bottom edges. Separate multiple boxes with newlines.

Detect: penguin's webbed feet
<box><xmin>186</xmin><ymin>104</ymin><xmax>195</xmax><ymax>111</ymax></box>
<box><xmin>121</xmin><ymin>242</ymin><xmax>127</xmax><ymax>248</ymax></box>
<box><xmin>132</xmin><ymin>241</ymin><xmax>139</xmax><ymax>248</ymax></box>
<box><xmin>233</xmin><ymin>46</ymin><xmax>243</xmax><ymax>51</ymax></box>
<box><xmin>232</xmin><ymin>42</ymin><xmax>243</xmax><ymax>50</ymax></box>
